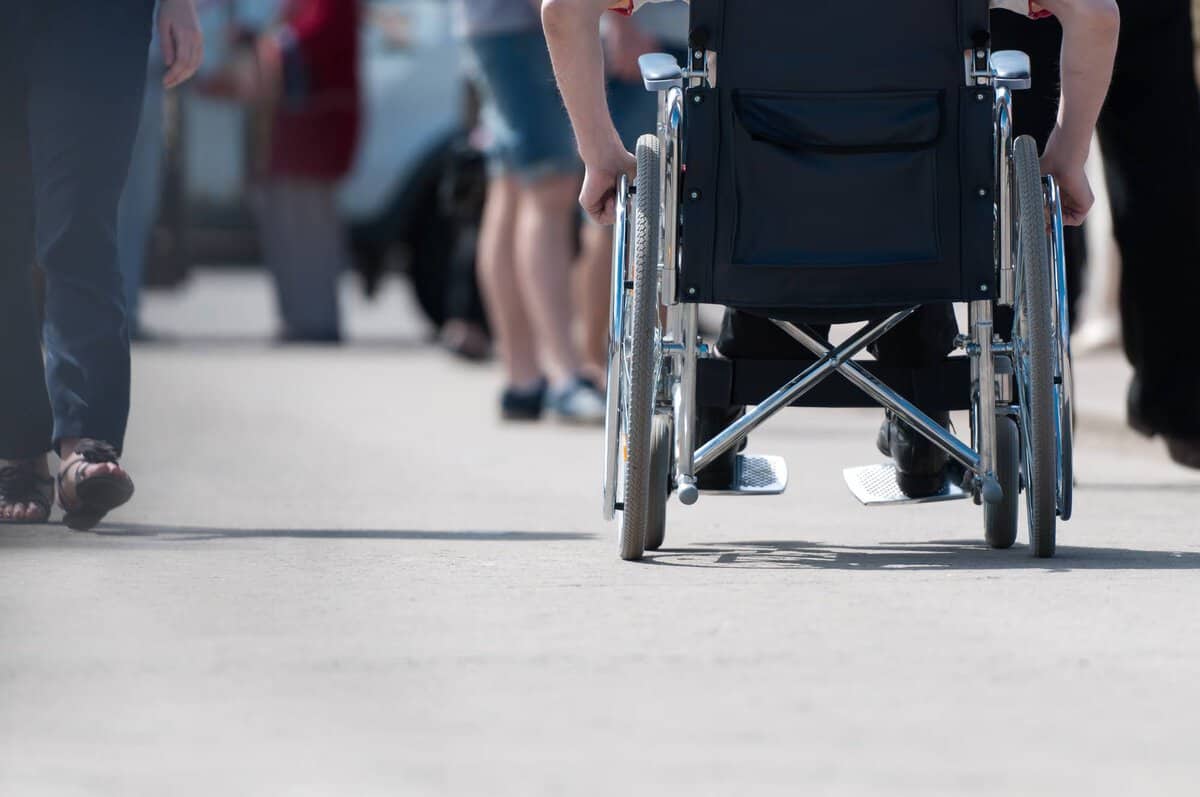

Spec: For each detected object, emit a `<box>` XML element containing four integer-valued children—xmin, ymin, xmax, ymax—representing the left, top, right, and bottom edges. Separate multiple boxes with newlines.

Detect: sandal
<box><xmin>0</xmin><ymin>460</ymin><xmax>54</xmax><ymax>524</ymax></box>
<box><xmin>58</xmin><ymin>440</ymin><xmax>135</xmax><ymax>531</ymax></box>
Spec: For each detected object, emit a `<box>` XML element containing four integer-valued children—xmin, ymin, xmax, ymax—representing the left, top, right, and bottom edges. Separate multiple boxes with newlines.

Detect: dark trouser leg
<box><xmin>0</xmin><ymin>9</ymin><xmax>54</xmax><ymax>460</ymax></box>
<box><xmin>27</xmin><ymin>0</ymin><xmax>154</xmax><ymax>454</ymax></box>
<box><xmin>1099</xmin><ymin>0</ymin><xmax>1200</xmax><ymax>437</ymax></box>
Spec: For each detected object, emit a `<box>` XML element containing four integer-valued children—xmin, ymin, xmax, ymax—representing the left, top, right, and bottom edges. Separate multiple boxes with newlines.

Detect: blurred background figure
<box><xmin>453</xmin><ymin>0</ymin><xmax>604</xmax><ymax>422</ymax></box>
<box><xmin>251</xmin><ymin>0</ymin><xmax>363</xmax><ymax>343</ymax></box>
<box><xmin>576</xmin><ymin>1</ymin><xmax>688</xmax><ymax>383</ymax></box>
<box><xmin>994</xmin><ymin>0</ymin><xmax>1200</xmax><ymax>467</ymax></box>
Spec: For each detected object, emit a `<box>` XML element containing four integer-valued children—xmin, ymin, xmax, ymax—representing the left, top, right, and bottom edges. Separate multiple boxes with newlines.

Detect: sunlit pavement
<box><xmin>4</xmin><ymin>269</ymin><xmax>1200</xmax><ymax>795</ymax></box>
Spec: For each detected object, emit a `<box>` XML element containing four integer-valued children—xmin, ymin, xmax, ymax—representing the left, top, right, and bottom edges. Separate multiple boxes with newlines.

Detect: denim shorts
<box><xmin>466</xmin><ymin>30</ymin><xmax>581</xmax><ymax>181</ymax></box>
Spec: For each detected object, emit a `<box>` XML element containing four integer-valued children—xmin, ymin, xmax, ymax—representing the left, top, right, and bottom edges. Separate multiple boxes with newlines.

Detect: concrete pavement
<box><xmin>3</xmin><ymin>270</ymin><xmax>1200</xmax><ymax>795</ymax></box>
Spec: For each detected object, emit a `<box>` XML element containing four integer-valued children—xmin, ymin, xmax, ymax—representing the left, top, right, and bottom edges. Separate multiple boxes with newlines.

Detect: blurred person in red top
<box><xmin>255</xmin><ymin>0</ymin><xmax>362</xmax><ymax>343</ymax></box>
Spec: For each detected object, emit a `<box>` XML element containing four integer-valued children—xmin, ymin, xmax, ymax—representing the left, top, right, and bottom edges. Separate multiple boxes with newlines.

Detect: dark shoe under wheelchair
<box><xmin>603</xmin><ymin>0</ymin><xmax>1074</xmax><ymax>563</ymax></box>
<box><xmin>876</xmin><ymin>411</ymin><xmax>954</xmax><ymax>499</ymax></box>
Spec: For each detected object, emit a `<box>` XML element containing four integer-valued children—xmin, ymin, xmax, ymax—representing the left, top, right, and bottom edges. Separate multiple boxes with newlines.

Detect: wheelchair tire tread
<box><xmin>1014</xmin><ymin>136</ymin><xmax>1057</xmax><ymax>558</ymax></box>
<box><xmin>619</xmin><ymin>135</ymin><xmax>663</xmax><ymax>562</ymax></box>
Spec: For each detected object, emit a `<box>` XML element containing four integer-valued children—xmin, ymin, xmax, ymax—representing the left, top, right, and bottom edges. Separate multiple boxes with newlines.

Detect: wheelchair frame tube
<box><xmin>774</xmin><ymin>321</ymin><xmax>986</xmax><ymax>478</ymax></box>
<box><xmin>658</xmin><ymin>87</ymin><xmax>683</xmax><ymax>307</ymax></box>
<box><xmin>692</xmin><ymin>309</ymin><xmax>917</xmax><ymax>474</ymax></box>
<box><xmin>996</xmin><ymin>88</ymin><xmax>1016</xmax><ymax>307</ymax></box>
<box><xmin>674</xmin><ymin>305</ymin><xmax>699</xmax><ymax>501</ymax></box>
<box><xmin>653</xmin><ymin>84</ymin><xmax>699</xmax><ymax>501</ymax></box>
<box><xmin>972</xmin><ymin>300</ymin><xmax>997</xmax><ymax>489</ymax></box>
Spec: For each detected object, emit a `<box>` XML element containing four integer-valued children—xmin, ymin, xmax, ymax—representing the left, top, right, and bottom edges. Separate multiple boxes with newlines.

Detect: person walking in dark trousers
<box><xmin>995</xmin><ymin>0</ymin><xmax>1200</xmax><ymax>468</ymax></box>
<box><xmin>0</xmin><ymin>0</ymin><xmax>203</xmax><ymax>528</ymax></box>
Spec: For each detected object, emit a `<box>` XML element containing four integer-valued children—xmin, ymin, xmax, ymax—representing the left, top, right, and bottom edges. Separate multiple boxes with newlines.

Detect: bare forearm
<box><xmin>542</xmin><ymin>0</ymin><xmax>625</xmax><ymax>162</ymax></box>
<box><xmin>1042</xmin><ymin>0</ymin><xmax>1120</xmax><ymax>162</ymax></box>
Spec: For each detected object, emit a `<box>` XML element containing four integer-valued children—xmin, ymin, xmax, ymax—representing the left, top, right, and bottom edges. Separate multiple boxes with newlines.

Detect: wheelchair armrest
<box><xmin>638</xmin><ymin>53</ymin><xmax>683</xmax><ymax>92</ymax></box>
<box><xmin>992</xmin><ymin>50</ymin><xmax>1032</xmax><ymax>91</ymax></box>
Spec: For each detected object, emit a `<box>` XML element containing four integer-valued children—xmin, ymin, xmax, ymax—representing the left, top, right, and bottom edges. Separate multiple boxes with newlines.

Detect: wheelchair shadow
<box><xmin>645</xmin><ymin>538</ymin><xmax>1200</xmax><ymax>572</ymax></box>
<box><xmin>70</xmin><ymin>523</ymin><xmax>593</xmax><ymax>543</ymax></box>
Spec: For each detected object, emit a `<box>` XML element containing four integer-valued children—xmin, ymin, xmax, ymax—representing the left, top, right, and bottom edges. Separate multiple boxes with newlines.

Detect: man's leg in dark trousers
<box><xmin>1099</xmin><ymin>0</ymin><xmax>1200</xmax><ymax>438</ymax></box>
<box><xmin>27</xmin><ymin>1</ymin><xmax>154</xmax><ymax>454</ymax></box>
<box><xmin>0</xmin><ymin>8</ymin><xmax>53</xmax><ymax>461</ymax></box>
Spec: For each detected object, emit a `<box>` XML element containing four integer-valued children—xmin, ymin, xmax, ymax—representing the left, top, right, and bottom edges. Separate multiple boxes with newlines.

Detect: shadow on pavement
<box><xmin>133</xmin><ymin>334</ymin><xmax>433</xmax><ymax>352</ymax></box>
<box><xmin>645</xmin><ymin>538</ymin><xmax>1200</xmax><ymax>571</ymax></box>
<box><xmin>77</xmin><ymin>523</ymin><xmax>593</xmax><ymax>542</ymax></box>
<box><xmin>1077</xmin><ymin>482</ymin><xmax>1200</xmax><ymax>493</ymax></box>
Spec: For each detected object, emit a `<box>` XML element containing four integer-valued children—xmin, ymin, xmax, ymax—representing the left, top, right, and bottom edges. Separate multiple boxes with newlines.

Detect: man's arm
<box><xmin>543</xmin><ymin>0</ymin><xmax>636</xmax><ymax>224</ymax></box>
<box><xmin>1034</xmin><ymin>0</ymin><xmax>1120</xmax><ymax>225</ymax></box>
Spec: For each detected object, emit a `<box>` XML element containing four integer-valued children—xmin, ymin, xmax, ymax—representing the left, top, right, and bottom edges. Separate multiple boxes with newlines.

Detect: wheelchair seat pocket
<box><xmin>731</xmin><ymin>90</ymin><xmax>944</xmax><ymax>269</ymax></box>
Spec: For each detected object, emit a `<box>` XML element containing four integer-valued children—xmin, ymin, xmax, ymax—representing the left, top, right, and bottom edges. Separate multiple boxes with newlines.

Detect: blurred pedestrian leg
<box><xmin>256</xmin><ymin>179</ymin><xmax>349</xmax><ymax>343</ymax></box>
<box><xmin>457</xmin><ymin>9</ymin><xmax>603</xmax><ymax>422</ymax></box>
<box><xmin>1100</xmin><ymin>0</ymin><xmax>1200</xmax><ymax>462</ymax></box>
<box><xmin>997</xmin><ymin>0</ymin><xmax>1200</xmax><ymax>467</ymax></box>
<box><xmin>0</xmin><ymin>0</ymin><xmax>166</xmax><ymax>526</ymax></box>
<box><xmin>117</xmin><ymin>48</ymin><xmax>166</xmax><ymax>341</ymax></box>
<box><xmin>476</xmin><ymin>175</ymin><xmax>542</xmax><ymax>389</ymax></box>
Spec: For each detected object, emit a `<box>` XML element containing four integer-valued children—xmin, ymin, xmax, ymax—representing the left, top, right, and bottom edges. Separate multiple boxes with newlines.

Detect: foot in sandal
<box><xmin>57</xmin><ymin>439</ymin><xmax>135</xmax><ymax>531</ymax></box>
<box><xmin>0</xmin><ymin>457</ymin><xmax>54</xmax><ymax>524</ymax></box>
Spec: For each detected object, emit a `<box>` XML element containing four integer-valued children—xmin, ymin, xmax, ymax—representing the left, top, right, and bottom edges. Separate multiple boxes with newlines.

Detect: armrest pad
<box><xmin>992</xmin><ymin>50</ymin><xmax>1032</xmax><ymax>90</ymax></box>
<box><xmin>638</xmin><ymin>52</ymin><xmax>683</xmax><ymax>92</ymax></box>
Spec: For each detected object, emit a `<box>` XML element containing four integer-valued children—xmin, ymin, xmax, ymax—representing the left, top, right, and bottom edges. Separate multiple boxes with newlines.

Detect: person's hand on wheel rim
<box><xmin>159</xmin><ymin>0</ymin><xmax>205</xmax><ymax>89</ymax></box>
<box><xmin>1040</xmin><ymin>129</ymin><xmax>1095</xmax><ymax>227</ymax></box>
<box><xmin>580</xmin><ymin>148</ymin><xmax>637</xmax><ymax>226</ymax></box>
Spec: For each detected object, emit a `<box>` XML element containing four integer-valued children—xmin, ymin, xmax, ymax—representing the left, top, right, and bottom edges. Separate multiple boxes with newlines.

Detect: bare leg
<box><xmin>476</xmin><ymin>175</ymin><xmax>542</xmax><ymax>388</ymax></box>
<box><xmin>513</xmin><ymin>173</ymin><xmax>586</xmax><ymax>387</ymax></box>
<box><xmin>577</xmin><ymin>222</ymin><xmax>613</xmax><ymax>383</ymax></box>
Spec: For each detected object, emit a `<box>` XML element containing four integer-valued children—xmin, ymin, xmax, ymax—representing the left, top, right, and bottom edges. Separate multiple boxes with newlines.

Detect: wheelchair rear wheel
<box><xmin>984</xmin><ymin>413</ymin><xmax>1021</xmax><ymax>549</ymax></box>
<box><xmin>618</xmin><ymin>134</ymin><xmax>665</xmax><ymax>561</ymax></box>
<box><xmin>1013</xmin><ymin>136</ymin><xmax>1057</xmax><ymax>558</ymax></box>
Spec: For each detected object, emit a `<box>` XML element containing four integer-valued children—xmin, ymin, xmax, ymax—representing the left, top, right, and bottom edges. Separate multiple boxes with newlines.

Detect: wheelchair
<box><xmin>603</xmin><ymin>0</ymin><xmax>1074</xmax><ymax>561</ymax></box>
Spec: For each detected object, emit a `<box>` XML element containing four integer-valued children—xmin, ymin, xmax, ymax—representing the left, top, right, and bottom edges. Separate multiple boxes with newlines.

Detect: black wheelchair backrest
<box><xmin>680</xmin><ymin>0</ymin><xmax>996</xmax><ymax>311</ymax></box>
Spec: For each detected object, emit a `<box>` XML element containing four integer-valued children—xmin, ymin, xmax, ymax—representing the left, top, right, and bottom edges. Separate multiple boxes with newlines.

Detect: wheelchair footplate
<box><xmin>700</xmin><ymin>454</ymin><xmax>789</xmax><ymax>496</ymax></box>
<box><xmin>842</xmin><ymin>464</ymin><xmax>968</xmax><ymax>507</ymax></box>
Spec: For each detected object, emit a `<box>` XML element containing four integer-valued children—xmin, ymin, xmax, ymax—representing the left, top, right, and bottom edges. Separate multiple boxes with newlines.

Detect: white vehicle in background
<box><xmin>153</xmin><ymin>0</ymin><xmax>484</xmax><ymax>326</ymax></box>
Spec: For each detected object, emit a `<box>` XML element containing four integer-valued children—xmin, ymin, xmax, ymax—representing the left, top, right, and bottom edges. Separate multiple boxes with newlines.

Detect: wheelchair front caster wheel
<box><xmin>643</xmin><ymin>416</ymin><xmax>673</xmax><ymax>551</ymax></box>
<box><xmin>980</xmin><ymin>475</ymin><xmax>1004</xmax><ymax>506</ymax></box>
<box><xmin>984</xmin><ymin>415</ymin><xmax>1020</xmax><ymax>550</ymax></box>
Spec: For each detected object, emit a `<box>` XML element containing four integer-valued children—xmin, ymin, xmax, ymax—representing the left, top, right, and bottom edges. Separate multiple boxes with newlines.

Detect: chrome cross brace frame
<box><xmin>691</xmin><ymin>309</ymin><xmax>917</xmax><ymax>473</ymax></box>
<box><xmin>770</xmin><ymin>322</ymin><xmax>996</xmax><ymax>498</ymax></box>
